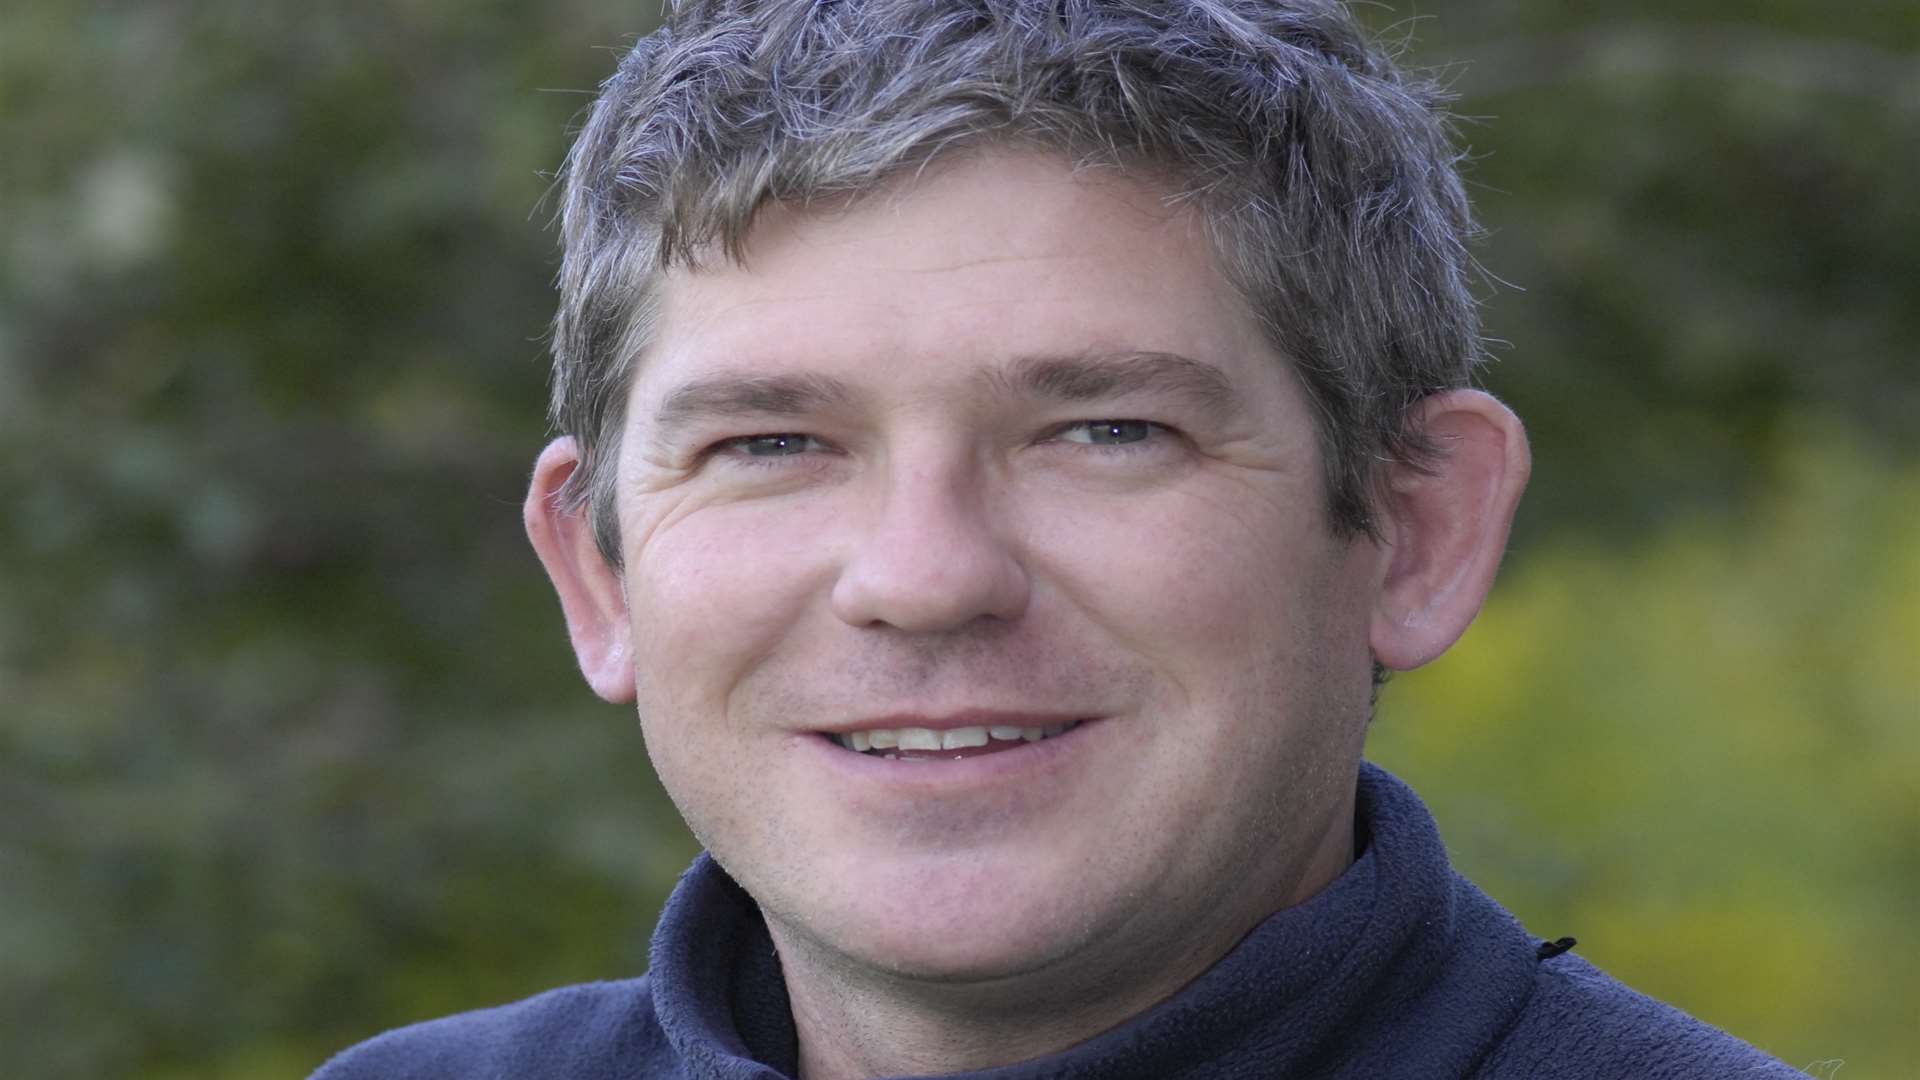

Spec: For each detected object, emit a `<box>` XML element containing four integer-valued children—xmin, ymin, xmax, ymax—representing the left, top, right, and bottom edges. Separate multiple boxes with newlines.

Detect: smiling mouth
<box><xmin>828</xmin><ymin>721</ymin><xmax>1085</xmax><ymax>761</ymax></box>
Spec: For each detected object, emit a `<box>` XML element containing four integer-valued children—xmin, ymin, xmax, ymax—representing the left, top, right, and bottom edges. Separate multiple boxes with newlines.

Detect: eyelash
<box><xmin>702</xmin><ymin>420</ymin><xmax>1175</xmax><ymax>468</ymax></box>
<box><xmin>1046</xmin><ymin>419</ymin><xmax>1172</xmax><ymax>450</ymax></box>
<box><xmin>706</xmin><ymin>433</ymin><xmax>833</xmax><ymax>467</ymax></box>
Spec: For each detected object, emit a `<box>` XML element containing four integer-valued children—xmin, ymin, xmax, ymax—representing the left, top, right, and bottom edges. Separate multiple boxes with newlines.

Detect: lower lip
<box><xmin>795</xmin><ymin>721</ymin><xmax>1103</xmax><ymax>794</ymax></box>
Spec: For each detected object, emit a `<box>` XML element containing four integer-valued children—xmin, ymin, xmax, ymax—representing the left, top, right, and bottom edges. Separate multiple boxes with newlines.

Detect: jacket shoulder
<box><xmin>310</xmin><ymin>977</ymin><xmax>673</xmax><ymax>1080</ymax></box>
<box><xmin>1478</xmin><ymin>954</ymin><xmax>1808</xmax><ymax>1079</ymax></box>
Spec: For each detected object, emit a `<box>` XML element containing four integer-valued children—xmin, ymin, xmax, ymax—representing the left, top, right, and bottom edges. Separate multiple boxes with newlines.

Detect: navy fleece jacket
<box><xmin>313</xmin><ymin>764</ymin><xmax>1807</xmax><ymax>1078</ymax></box>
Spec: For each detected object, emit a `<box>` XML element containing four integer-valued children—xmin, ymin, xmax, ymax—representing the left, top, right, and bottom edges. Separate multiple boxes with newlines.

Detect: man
<box><xmin>317</xmin><ymin>1</ymin><xmax>1805</xmax><ymax>1076</ymax></box>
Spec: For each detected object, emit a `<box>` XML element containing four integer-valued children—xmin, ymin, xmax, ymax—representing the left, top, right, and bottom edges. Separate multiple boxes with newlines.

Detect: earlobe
<box><xmin>525</xmin><ymin>437</ymin><xmax>637</xmax><ymax>703</ymax></box>
<box><xmin>1369</xmin><ymin>390</ymin><xmax>1531</xmax><ymax>672</ymax></box>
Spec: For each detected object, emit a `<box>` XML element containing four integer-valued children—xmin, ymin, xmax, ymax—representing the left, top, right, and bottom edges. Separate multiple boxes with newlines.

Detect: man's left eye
<box><xmin>1056</xmin><ymin>420</ymin><xmax>1158</xmax><ymax>446</ymax></box>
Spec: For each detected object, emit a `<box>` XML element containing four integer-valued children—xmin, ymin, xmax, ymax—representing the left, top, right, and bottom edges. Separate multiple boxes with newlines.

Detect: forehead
<box><xmin>634</xmin><ymin>150</ymin><xmax>1281</xmax><ymax>405</ymax></box>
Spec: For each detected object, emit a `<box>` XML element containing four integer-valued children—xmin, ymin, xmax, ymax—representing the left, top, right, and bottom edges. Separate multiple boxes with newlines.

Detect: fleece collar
<box><xmin>646</xmin><ymin>762</ymin><xmax>1541</xmax><ymax>1079</ymax></box>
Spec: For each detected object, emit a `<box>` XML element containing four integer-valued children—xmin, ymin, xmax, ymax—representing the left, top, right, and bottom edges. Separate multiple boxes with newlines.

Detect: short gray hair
<box><xmin>552</xmin><ymin>0</ymin><xmax>1485</xmax><ymax>565</ymax></box>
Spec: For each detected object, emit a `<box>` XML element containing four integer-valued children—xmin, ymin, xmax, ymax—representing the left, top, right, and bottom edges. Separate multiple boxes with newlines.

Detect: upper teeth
<box><xmin>833</xmin><ymin>723</ymin><xmax>1077</xmax><ymax>753</ymax></box>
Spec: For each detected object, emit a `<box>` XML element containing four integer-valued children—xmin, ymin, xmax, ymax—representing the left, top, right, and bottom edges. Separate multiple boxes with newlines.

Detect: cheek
<box><xmin>1029</xmin><ymin>482</ymin><xmax>1334</xmax><ymax>653</ymax></box>
<box><xmin>625</xmin><ymin>499</ymin><xmax>838</xmax><ymax>719</ymax></box>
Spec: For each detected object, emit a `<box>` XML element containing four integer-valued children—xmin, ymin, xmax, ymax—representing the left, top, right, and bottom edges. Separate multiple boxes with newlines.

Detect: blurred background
<box><xmin>2</xmin><ymin>1</ymin><xmax>1914</xmax><ymax>1076</ymax></box>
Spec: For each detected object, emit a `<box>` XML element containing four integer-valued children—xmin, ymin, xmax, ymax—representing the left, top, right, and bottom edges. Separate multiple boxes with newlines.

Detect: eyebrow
<box><xmin>647</xmin><ymin>349</ymin><xmax>1242</xmax><ymax>444</ymax></box>
<box><xmin>650</xmin><ymin>372</ymin><xmax>857</xmax><ymax>445</ymax></box>
<box><xmin>1003</xmin><ymin>351</ymin><xmax>1241</xmax><ymax>417</ymax></box>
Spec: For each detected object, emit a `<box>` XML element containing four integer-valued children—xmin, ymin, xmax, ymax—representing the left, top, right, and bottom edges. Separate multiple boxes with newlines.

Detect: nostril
<box><xmin>828</xmin><ymin>534</ymin><xmax>1031</xmax><ymax>632</ymax></box>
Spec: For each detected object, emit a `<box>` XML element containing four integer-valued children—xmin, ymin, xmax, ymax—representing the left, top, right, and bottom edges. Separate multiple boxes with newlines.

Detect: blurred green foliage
<box><xmin>2</xmin><ymin>2</ymin><xmax>1914</xmax><ymax>1077</ymax></box>
<box><xmin>1373</xmin><ymin>427</ymin><xmax>1920</xmax><ymax>1075</ymax></box>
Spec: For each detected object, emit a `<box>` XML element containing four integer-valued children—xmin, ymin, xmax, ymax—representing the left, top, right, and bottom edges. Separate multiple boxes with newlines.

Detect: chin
<box><xmin>768</xmin><ymin>852</ymin><xmax>1112</xmax><ymax>987</ymax></box>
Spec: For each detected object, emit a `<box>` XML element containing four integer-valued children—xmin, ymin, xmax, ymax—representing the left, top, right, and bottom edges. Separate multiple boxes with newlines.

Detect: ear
<box><xmin>1369</xmin><ymin>390</ymin><xmax>1531</xmax><ymax>671</ymax></box>
<box><xmin>525</xmin><ymin>437</ymin><xmax>636</xmax><ymax>703</ymax></box>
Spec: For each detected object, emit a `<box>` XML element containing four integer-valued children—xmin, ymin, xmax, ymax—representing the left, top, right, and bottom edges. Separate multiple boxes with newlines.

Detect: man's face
<box><xmin>611</xmin><ymin>151</ymin><xmax>1380</xmax><ymax>995</ymax></box>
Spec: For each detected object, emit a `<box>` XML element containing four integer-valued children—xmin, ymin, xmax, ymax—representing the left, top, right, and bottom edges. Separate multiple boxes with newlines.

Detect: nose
<box><xmin>829</xmin><ymin>457</ymin><xmax>1031</xmax><ymax>632</ymax></box>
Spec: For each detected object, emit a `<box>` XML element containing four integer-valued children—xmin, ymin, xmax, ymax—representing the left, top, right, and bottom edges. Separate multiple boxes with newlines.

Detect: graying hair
<box><xmin>552</xmin><ymin>0</ymin><xmax>1485</xmax><ymax>566</ymax></box>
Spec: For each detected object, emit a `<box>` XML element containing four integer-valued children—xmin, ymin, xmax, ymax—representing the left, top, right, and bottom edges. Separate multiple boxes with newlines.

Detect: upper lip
<box><xmin>814</xmin><ymin>710</ymin><xmax>1092</xmax><ymax>734</ymax></box>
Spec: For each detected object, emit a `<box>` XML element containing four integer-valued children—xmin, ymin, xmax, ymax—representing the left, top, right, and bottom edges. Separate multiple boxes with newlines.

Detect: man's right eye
<box><xmin>714</xmin><ymin>433</ymin><xmax>824</xmax><ymax>459</ymax></box>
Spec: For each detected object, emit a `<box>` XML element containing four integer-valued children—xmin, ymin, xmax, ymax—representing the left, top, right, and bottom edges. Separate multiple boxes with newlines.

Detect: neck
<box><xmin>775</xmin><ymin>923</ymin><xmax>1221</xmax><ymax>1079</ymax></box>
<box><xmin>770</xmin><ymin>810</ymin><xmax>1359</xmax><ymax>1080</ymax></box>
